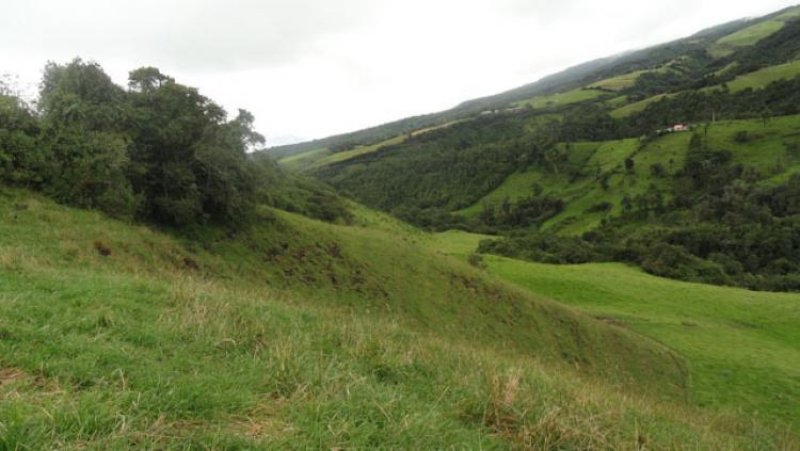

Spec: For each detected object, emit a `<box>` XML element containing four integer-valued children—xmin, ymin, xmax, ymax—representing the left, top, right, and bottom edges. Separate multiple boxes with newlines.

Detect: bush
<box><xmin>639</xmin><ymin>243</ymin><xmax>729</xmax><ymax>284</ymax></box>
<box><xmin>467</xmin><ymin>253</ymin><xmax>487</xmax><ymax>270</ymax></box>
<box><xmin>650</xmin><ymin>163</ymin><xmax>666</xmax><ymax>177</ymax></box>
<box><xmin>733</xmin><ymin>130</ymin><xmax>749</xmax><ymax>143</ymax></box>
<box><xmin>585</xmin><ymin>202</ymin><xmax>612</xmax><ymax>213</ymax></box>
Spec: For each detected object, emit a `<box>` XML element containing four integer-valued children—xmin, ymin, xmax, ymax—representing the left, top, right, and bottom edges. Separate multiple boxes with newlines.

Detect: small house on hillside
<box><xmin>655</xmin><ymin>123</ymin><xmax>691</xmax><ymax>135</ymax></box>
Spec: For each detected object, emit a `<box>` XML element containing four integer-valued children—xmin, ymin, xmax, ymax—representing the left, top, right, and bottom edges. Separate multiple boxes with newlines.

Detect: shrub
<box><xmin>467</xmin><ymin>253</ymin><xmax>487</xmax><ymax>270</ymax></box>
<box><xmin>733</xmin><ymin>130</ymin><xmax>749</xmax><ymax>143</ymax></box>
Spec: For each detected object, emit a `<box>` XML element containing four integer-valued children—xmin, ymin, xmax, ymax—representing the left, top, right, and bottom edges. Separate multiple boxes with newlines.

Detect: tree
<box><xmin>625</xmin><ymin>157</ymin><xmax>635</xmax><ymax>174</ymax></box>
<box><xmin>128</xmin><ymin>67</ymin><xmax>173</xmax><ymax>93</ymax></box>
<box><xmin>37</xmin><ymin>59</ymin><xmax>138</xmax><ymax>218</ymax></box>
<box><xmin>0</xmin><ymin>92</ymin><xmax>44</xmax><ymax>186</ymax></box>
<box><xmin>126</xmin><ymin>68</ymin><xmax>260</xmax><ymax>226</ymax></box>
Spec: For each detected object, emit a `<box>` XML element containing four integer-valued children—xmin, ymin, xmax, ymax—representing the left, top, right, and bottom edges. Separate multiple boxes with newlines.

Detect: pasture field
<box><xmin>610</xmin><ymin>93</ymin><xmax>674</xmax><ymax>118</ymax></box>
<box><xmin>432</xmin><ymin>230</ymin><xmax>800</xmax><ymax>431</ymax></box>
<box><xmin>589</xmin><ymin>70</ymin><xmax>649</xmax><ymax>91</ymax></box>
<box><xmin>458</xmin><ymin>115</ymin><xmax>800</xmax><ymax>234</ymax></box>
<box><xmin>2</xmin><ymin>188</ymin><xmax>775</xmax><ymax>448</ymax></box>
<box><xmin>709</xmin><ymin>20</ymin><xmax>786</xmax><ymax>57</ymax></box>
<box><xmin>724</xmin><ymin>60</ymin><xmax>800</xmax><ymax>92</ymax></box>
<box><xmin>513</xmin><ymin>88</ymin><xmax>608</xmax><ymax>110</ymax></box>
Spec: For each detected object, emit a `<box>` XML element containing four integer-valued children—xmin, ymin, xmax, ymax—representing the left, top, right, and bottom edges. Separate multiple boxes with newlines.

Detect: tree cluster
<box><xmin>1</xmin><ymin>59</ymin><xmax>264</xmax><ymax>227</ymax></box>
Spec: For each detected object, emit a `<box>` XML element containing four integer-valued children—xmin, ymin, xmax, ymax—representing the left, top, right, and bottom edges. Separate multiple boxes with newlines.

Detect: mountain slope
<box><xmin>434</xmin><ymin>231</ymin><xmax>800</xmax><ymax>430</ymax></box>
<box><xmin>6</xmin><ymin>187</ymin><xmax>784</xmax><ymax>448</ymax></box>
<box><xmin>280</xmin><ymin>4</ymin><xmax>800</xmax><ymax>292</ymax></box>
<box><xmin>267</xmin><ymin>5</ymin><xmax>800</xmax><ymax>163</ymax></box>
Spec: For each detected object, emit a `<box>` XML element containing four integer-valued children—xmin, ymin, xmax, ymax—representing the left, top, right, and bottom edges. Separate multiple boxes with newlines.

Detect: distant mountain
<box><xmin>265</xmin><ymin>5</ymin><xmax>799</xmax><ymax>160</ymax></box>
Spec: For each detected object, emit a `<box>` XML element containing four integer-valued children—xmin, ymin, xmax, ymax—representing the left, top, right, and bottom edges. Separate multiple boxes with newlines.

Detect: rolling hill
<box><xmin>433</xmin><ymin>231</ymin><xmax>800</xmax><ymax>429</ymax></box>
<box><xmin>4</xmin><ymin>4</ymin><xmax>800</xmax><ymax>448</ymax></box>
<box><xmin>276</xmin><ymin>4</ymin><xmax>800</xmax><ymax>291</ymax></box>
<box><xmin>268</xmin><ymin>5</ymin><xmax>800</xmax><ymax>165</ymax></box>
<box><xmin>4</xmin><ymin>187</ymin><xmax>784</xmax><ymax>448</ymax></box>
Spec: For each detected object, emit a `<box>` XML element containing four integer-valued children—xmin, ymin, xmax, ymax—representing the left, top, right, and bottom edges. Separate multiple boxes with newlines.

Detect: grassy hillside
<box><xmin>610</xmin><ymin>93</ymin><xmax>674</xmax><ymax>118</ymax></box>
<box><xmin>709</xmin><ymin>20</ymin><xmax>786</xmax><ymax>58</ymax></box>
<box><xmin>278</xmin><ymin>147</ymin><xmax>331</xmax><ymax>171</ymax></box>
<box><xmin>270</xmin><ymin>4</ymin><xmax>800</xmax><ymax>166</ymax></box>
<box><xmin>433</xmin><ymin>231</ymin><xmax>800</xmax><ymax>431</ymax></box>
<box><xmin>708</xmin><ymin>6</ymin><xmax>800</xmax><ymax>58</ymax></box>
<box><xmin>456</xmin><ymin>114</ymin><xmax>800</xmax><ymax>235</ymax></box>
<box><xmin>280</xmin><ymin>121</ymin><xmax>468</xmax><ymax>173</ymax></box>
<box><xmin>6</xmin><ymin>187</ymin><xmax>786</xmax><ymax>447</ymax></box>
<box><xmin>589</xmin><ymin>70</ymin><xmax>648</xmax><ymax>91</ymax></box>
<box><xmin>721</xmin><ymin>59</ymin><xmax>800</xmax><ymax>92</ymax></box>
<box><xmin>513</xmin><ymin>88</ymin><xmax>609</xmax><ymax>110</ymax></box>
<box><xmin>267</xmin><ymin>4</ymin><xmax>772</xmax><ymax>162</ymax></box>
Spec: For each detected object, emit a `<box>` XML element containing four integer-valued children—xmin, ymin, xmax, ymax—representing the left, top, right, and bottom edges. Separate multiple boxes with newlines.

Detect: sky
<box><xmin>1</xmin><ymin>0</ymin><xmax>797</xmax><ymax>146</ymax></box>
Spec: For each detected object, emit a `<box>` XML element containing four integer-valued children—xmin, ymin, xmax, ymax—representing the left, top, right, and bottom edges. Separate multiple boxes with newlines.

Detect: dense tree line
<box><xmin>314</xmin><ymin>115</ymin><xmax>554</xmax><ymax>218</ymax></box>
<box><xmin>0</xmin><ymin>59</ymin><xmax>349</xmax><ymax>228</ymax></box>
<box><xmin>477</xmin><ymin>195</ymin><xmax>564</xmax><ymax>230</ymax></box>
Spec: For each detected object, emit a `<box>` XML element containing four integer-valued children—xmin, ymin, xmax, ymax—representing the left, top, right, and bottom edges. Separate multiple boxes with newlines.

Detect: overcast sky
<box><xmin>1</xmin><ymin>0</ymin><xmax>797</xmax><ymax>146</ymax></box>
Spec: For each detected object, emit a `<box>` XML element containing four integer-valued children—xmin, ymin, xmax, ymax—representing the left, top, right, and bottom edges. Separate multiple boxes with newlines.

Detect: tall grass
<box><xmin>0</xmin><ymin>188</ymin><xmax>795</xmax><ymax>448</ymax></box>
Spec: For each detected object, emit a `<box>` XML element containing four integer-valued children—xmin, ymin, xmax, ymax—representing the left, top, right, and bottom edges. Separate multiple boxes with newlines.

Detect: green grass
<box><xmin>311</xmin><ymin>135</ymin><xmax>406</xmax><ymax>168</ymax></box>
<box><xmin>589</xmin><ymin>70</ymin><xmax>649</xmax><ymax>92</ymax></box>
<box><xmin>432</xmin><ymin>231</ymin><xmax>800</xmax><ymax>431</ymax></box>
<box><xmin>717</xmin><ymin>60</ymin><xmax>800</xmax><ymax>92</ymax></box>
<box><xmin>610</xmin><ymin>93</ymin><xmax>675</xmax><ymax>119</ymax></box>
<box><xmin>278</xmin><ymin>147</ymin><xmax>331</xmax><ymax>171</ymax></box>
<box><xmin>605</xmin><ymin>95</ymin><xmax>629</xmax><ymax>108</ymax></box>
<box><xmin>702</xmin><ymin>115</ymin><xmax>800</xmax><ymax>177</ymax></box>
<box><xmin>584</xmin><ymin>138</ymin><xmax>639</xmax><ymax>172</ymax></box>
<box><xmin>286</xmin><ymin>121</ymin><xmax>466</xmax><ymax>171</ymax></box>
<box><xmin>513</xmin><ymin>88</ymin><xmax>608</xmax><ymax>110</ymax></box>
<box><xmin>456</xmin><ymin>170</ymin><xmax>544</xmax><ymax>217</ymax></box>
<box><xmin>456</xmin><ymin>142</ymin><xmax>607</xmax><ymax>218</ymax></box>
<box><xmin>3</xmin><ymin>188</ymin><xmax>777</xmax><ymax>448</ymax></box>
<box><xmin>709</xmin><ymin>20</ymin><xmax>786</xmax><ymax>58</ymax></box>
<box><xmin>714</xmin><ymin>62</ymin><xmax>740</xmax><ymax>77</ymax></box>
<box><xmin>458</xmin><ymin>138</ymin><xmax>646</xmax><ymax>235</ymax></box>
<box><xmin>491</xmin><ymin>260</ymin><xmax>800</xmax><ymax>429</ymax></box>
<box><xmin>590</xmin><ymin>64</ymin><xmax>675</xmax><ymax>93</ymax></box>
<box><xmin>457</xmin><ymin>115</ymin><xmax>800</xmax><ymax>235</ymax></box>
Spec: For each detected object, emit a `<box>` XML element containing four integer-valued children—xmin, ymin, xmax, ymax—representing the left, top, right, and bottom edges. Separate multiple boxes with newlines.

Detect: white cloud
<box><xmin>0</xmin><ymin>0</ymin><xmax>797</xmax><ymax>144</ymax></box>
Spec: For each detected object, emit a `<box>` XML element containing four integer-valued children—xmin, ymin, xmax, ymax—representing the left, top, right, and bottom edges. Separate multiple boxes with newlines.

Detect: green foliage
<box><xmin>125</xmin><ymin>67</ymin><xmax>262</xmax><ymax>226</ymax></box>
<box><xmin>484</xmin><ymin>169</ymin><xmax>800</xmax><ymax>291</ymax></box>
<box><xmin>709</xmin><ymin>19</ymin><xmax>786</xmax><ymax>57</ymax></box>
<box><xmin>0</xmin><ymin>59</ymin><xmax>352</xmax><ymax>229</ymax></box>
<box><xmin>479</xmin><ymin>233</ymin><xmax>602</xmax><ymax>264</ymax></box>
<box><xmin>251</xmin><ymin>154</ymin><xmax>353</xmax><ymax>224</ymax></box>
<box><xmin>481</xmin><ymin>257</ymin><xmax>800</xmax><ymax>430</ymax></box>
<box><xmin>0</xmin><ymin>93</ymin><xmax>44</xmax><ymax>186</ymax></box>
<box><xmin>513</xmin><ymin>88</ymin><xmax>608</xmax><ymax>109</ymax></box>
<box><xmin>435</xmin><ymin>230</ymin><xmax>800</xmax><ymax>428</ymax></box>
<box><xmin>1</xmin><ymin>189</ymin><xmax>761</xmax><ymax>448</ymax></box>
<box><xmin>722</xmin><ymin>60</ymin><xmax>800</xmax><ymax>93</ymax></box>
<box><xmin>477</xmin><ymin>195</ymin><xmax>564</xmax><ymax>230</ymax></box>
<box><xmin>37</xmin><ymin>59</ymin><xmax>137</xmax><ymax>219</ymax></box>
<box><xmin>314</xmin><ymin>115</ymin><xmax>546</xmax><ymax>215</ymax></box>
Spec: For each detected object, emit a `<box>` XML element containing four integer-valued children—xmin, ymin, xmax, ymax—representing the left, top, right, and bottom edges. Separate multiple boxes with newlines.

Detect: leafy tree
<box><xmin>0</xmin><ymin>91</ymin><xmax>44</xmax><ymax>186</ymax></box>
<box><xmin>37</xmin><ymin>59</ymin><xmax>137</xmax><ymax>218</ymax></box>
<box><xmin>126</xmin><ymin>70</ymin><xmax>260</xmax><ymax>226</ymax></box>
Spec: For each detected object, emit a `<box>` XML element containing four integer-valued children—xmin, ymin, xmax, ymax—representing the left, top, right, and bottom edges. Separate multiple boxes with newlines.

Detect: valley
<box><xmin>3</xmin><ymin>3</ymin><xmax>800</xmax><ymax>448</ymax></box>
